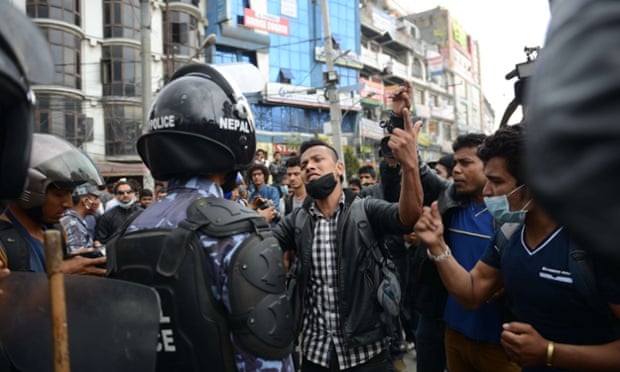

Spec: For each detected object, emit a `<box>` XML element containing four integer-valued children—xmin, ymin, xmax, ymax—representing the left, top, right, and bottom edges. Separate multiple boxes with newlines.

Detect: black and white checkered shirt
<box><xmin>301</xmin><ymin>194</ymin><xmax>383</xmax><ymax>369</ymax></box>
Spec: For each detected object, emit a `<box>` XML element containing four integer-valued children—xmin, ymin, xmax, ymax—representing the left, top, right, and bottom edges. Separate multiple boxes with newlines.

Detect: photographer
<box><xmin>247</xmin><ymin>163</ymin><xmax>281</xmax><ymax>225</ymax></box>
<box><xmin>249</xmin><ymin>195</ymin><xmax>280</xmax><ymax>224</ymax></box>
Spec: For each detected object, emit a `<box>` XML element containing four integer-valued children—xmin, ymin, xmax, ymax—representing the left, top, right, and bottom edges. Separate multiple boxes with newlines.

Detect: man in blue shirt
<box><xmin>415</xmin><ymin>123</ymin><xmax>620</xmax><ymax>371</ymax></box>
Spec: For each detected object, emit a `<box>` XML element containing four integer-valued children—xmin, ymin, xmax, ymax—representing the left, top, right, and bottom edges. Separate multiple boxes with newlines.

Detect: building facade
<box><xmin>19</xmin><ymin>0</ymin><xmax>493</xmax><ymax>179</ymax></box>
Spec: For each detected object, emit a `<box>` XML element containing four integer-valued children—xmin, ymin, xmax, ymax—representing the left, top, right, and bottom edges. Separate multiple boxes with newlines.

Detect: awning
<box><xmin>95</xmin><ymin>161</ymin><xmax>147</xmax><ymax>177</ymax></box>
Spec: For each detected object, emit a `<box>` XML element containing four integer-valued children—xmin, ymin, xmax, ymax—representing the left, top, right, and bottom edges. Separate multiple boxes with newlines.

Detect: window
<box><xmin>278</xmin><ymin>68</ymin><xmax>294</xmax><ymax>84</ymax></box>
<box><xmin>251</xmin><ymin>104</ymin><xmax>331</xmax><ymax>134</ymax></box>
<box><xmin>168</xmin><ymin>0</ymin><xmax>199</xmax><ymax>5</ymax></box>
<box><xmin>163</xmin><ymin>10</ymin><xmax>199</xmax><ymax>57</ymax></box>
<box><xmin>41</xmin><ymin>27</ymin><xmax>81</xmax><ymax>89</ymax></box>
<box><xmin>34</xmin><ymin>93</ymin><xmax>88</xmax><ymax>147</ymax></box>
<box><xmin>103</xmin><ymin>0</ymin><xmax>140</xmax><ymax>39</ymax></box>
<box><xmin>27</xmin><ymin>0</ymin><xmax>81</xmax><ymax>26</ymax></box>
<box><xmin>101</xmin><ymin>45</ymin><xmax>141</xmax><ymax>96</ymax></box>
<box><xmin>104</xmin><ymin>104</ymin><xmax>141</xmax><ymax>156</ymax></box>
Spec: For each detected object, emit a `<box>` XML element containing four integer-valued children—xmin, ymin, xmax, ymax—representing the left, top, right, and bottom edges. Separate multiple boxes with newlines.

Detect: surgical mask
<box><xmin>305</xmin><ymin>173</ymin><xmax>337</xmax><ymax>200</ymax></box>
<box><xmin>118</xmin><ymin>198</ymin><xmax>136</xmax><ymax>209</ymax></box>
<box><xmin>280</xmin><ymin>185</ymin><xmax>289</xmax><ymax>196</ymax></box>
<box><xmin>482</xmin><ymin>184</ymin><xmax>532</xmax><ymax>224</ymax></box>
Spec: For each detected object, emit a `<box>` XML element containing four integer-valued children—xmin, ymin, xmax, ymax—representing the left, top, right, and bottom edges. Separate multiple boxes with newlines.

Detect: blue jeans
<box><xmin>415</xmin><ymin>313</ymin><xmax>446</xmax><ymax>372</ymax></box>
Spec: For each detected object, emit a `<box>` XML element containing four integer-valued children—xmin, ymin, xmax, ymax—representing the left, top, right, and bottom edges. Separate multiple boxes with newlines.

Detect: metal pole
<box><xmin>140</xmin><ymin>0</ymin><xmax>152</xmax><ymax>135</ymax></box>
<box><xmin>141</xmin><ymin>0</ymin><xmax>153</xmax><ymax>189</ymax></box>
<box><xmin>320</xmin><ymin>0</ymin><xmax>346</xmax><ymax>182</ymax></box>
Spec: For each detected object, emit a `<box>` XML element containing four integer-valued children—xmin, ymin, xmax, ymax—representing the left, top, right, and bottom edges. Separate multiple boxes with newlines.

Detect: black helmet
<box><xmin>137</xmin><ymin>63</ymin><xmax>257</xmax><ymax>180</ymax></box>
<box><xmin>18</xmin><ymin>134</ymin><xmax>104</xmax><ymax>209</ymax></box>
<box><xmin>0</xmin><ymin>3</ymin><xmax>53</xmax><ymax>199</ymax></box>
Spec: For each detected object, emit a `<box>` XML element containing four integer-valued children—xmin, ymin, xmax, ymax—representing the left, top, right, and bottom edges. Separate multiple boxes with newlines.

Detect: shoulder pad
<box><xmin>184</xmin><ymin>197</ymin><xmax>269</xmax><ymax>237</ymax></box>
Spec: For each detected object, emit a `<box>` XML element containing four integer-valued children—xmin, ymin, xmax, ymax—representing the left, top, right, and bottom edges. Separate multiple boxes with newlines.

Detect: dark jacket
<box><xmin>412</xmin><ymin>161</ymin><xmax>469</xmax><ymax>319</ymax></box>
<box><xmin>273</xmin><ymin>189</ymin><xmax>409</xmax><ymax>348</ymax></box>
<box><xmin>526</xmin><ymin>0</ymin><xmax>620</xmax><ymax>269</ymax></box>
<box><xmin>95</xmin><ymin>204</ymin><xmax>143</xmax><ymax>244</ymax></box>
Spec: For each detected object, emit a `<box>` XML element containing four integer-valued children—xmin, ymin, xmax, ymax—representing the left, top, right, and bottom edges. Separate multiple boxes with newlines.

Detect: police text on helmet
<box><xmin>150</xmin><ymin>115</ymin><xmax>176</xmax><ymax>130</ymax></box>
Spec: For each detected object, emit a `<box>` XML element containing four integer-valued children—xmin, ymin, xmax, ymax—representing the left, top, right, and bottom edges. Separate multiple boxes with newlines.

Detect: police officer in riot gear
<box><xmin>108</xmin><ymin>64</ymin><xmax>294</xmax><ymax>371</ymax></box>
<box><xmin>0</xmin><ymin>2</ymin><xmax>55</xmax><ymax>201</ymax></box>
<box><xmin>0</xmin><ymin>133</ymin><xmax>106</xmax><ymax>274</ymax></box>
<box><xmin>0</xmin><ymin>1</ymin><xmax>55</xmax><ymax>276</ymax></box>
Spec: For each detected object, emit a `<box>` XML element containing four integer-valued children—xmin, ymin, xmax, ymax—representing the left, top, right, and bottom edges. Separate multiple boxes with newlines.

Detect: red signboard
<box><xmin>243</xmin><ymin>8</ymin><xmax>290</xmax><ymax>36</ymax></box>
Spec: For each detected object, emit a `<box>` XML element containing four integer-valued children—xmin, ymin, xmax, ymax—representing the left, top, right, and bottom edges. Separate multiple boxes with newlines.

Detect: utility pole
<box><xmin>140</xmin><ymin>0</ymin><xmax>153</xmax><ymax>189</ymax></box>
<box><xmin>320</xmin><ymin>0</ymin><xmax>346</xmax><ymax>182</ymax></box>
<box><xmin>140</xmin><ymin>0</ymin><xmax>151</xmax><ymax>135</ymax></box>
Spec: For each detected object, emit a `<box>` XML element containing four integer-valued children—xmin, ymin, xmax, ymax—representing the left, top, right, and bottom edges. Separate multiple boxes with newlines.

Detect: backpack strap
<box><xmin>568</xmin><ymin>241</ymin><xmax>620</xmax><ymax>335</ymax></box>
<box><xmin>0</xmin><ymin>220</ymin><xmax>29</xmax><ymax>271</ymax></box>
<box><xmin>568</xmin><ymin>243</ymin><xmax>602</xmax><ymax>312</ymax></box>
<box><xmin>352</xmin><ymin>198</ymin><xmax>401</xmax><ymax>354</ymax></box>
<box><xmin>496</xmin><ymin>222</ymin><xmax>522</xmax><ymax>261</ymax></box>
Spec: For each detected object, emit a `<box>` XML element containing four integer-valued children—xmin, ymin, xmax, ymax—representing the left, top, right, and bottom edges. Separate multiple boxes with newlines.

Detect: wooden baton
<box><xmin>44</xmin><ymin>229</ymin><xmax>71</xmax><ymax>372</ymax></box>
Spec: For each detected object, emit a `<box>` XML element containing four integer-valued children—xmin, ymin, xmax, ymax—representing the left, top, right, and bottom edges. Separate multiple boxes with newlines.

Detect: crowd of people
<box><xmin>1</xmin><ymin>1</ymin><xmax>620</xmax><ymax>371</ymax></box>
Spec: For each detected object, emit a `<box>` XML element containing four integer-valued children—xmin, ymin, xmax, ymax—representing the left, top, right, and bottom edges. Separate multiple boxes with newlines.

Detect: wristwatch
<box><xmin>427</xmin><ymin>245</ymin><xmax>452</xmax><ymax>262</ymax></box>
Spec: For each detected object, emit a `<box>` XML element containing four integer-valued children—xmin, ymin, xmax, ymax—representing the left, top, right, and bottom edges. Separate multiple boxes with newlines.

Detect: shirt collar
<box><xmin>167</xmin><ymin>176</ymin><xmax>223</xmax><ymax>198</ymax></box>
<box><xmin>309</xmin><ymin>191</ymin><xmax>345</xmax><ymax>218</ymax></box>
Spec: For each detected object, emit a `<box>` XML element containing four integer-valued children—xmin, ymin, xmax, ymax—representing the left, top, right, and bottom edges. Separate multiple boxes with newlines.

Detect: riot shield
<box><xmin>0</xmin><ymin>273</ymin><xmax>160</xmax><ymax>372</ymax></box>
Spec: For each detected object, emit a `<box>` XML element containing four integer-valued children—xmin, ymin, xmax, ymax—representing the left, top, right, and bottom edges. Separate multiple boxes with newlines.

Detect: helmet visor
<box><xmin>34</xmin><ymin>148</ymin><xmax>103</xmax><ymax>190</ymax></box>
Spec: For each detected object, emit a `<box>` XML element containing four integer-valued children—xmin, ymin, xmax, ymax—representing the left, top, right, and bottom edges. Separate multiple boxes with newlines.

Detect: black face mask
<box><xmin>305</xmin><ymin>173</ymin><xmax>337</xmax><ymax>200</ymax></box>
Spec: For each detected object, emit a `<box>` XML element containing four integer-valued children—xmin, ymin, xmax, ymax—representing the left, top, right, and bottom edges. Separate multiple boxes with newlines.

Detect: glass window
<box><xmin>168</xmin><ymin>0</ymin><xmax>200</xmax><ymax>5</ymax></box>
<box><xmin>101</xmin><ymin>45</ymin><xmax>141</xmax><ymax>97</ymax></box>
<box><xmin>41</xmin><ymin>27</ymin><xmax>81</xmax><ymax>89</ymax></box>
<box><xmin>252</xmin><ymin>104</ymin><xmax>331</xmax><ymax>134</ymax></box>
<box><xmin>163</xmin><ymin>10</ymin><xmax>199</xmax><ymax>57</ymax></box>
<box><xmin>27</xmin><ymin>0</ymin><xmax>80</xmax><ymax>26</ymax></box>
<box><xmin>103</xmin><ymin>0</ymin><xmax>139</xmax><ymax>40</ymax></box>
<box><xmin>104</xmin><ymin>104</ymin><xmax>141</xmax><ymax>156</ymax></box>
<box><xmin>267</xmin><ymin>0</ymin><xmax>313</xmax><ymax>87</ymax></box>
<box><xmin>34</xmin><ymin>93</ymin><xmax>88</xmax><ymax>147</ymax></box>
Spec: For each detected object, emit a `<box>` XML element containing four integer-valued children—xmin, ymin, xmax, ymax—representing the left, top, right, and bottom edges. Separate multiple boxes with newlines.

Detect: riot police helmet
<box><xmin>0</xmin><ymin>3</ymin><xmax>54</xmax><ymax>199</ymax></box>
<box><xmin>137</xmin><ymin>63</ymin><xmax>257</xmax><ymax>182</ymax></box>
<box><xmin>18</xmin><ymin>133</ymin><xmax>104</xmax><ymax>209</ymax></box>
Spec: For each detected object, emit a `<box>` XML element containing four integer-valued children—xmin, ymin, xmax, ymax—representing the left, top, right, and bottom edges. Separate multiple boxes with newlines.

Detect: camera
<box><xmin>380</xmin><ymin>113</ymin><xmax>422</xmax><ymax>134</ymax></box>
<box><xmin>258</xmin><ymin>199</ymin><xmax>281</xmax><ymax>222</ymax></box>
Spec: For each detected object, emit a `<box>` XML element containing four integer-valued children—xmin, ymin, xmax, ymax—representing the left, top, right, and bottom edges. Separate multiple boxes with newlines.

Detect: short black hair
<box><xmin>452</xmin><ymin>133</ymin><xmax>486</xmax><ymax>152</ymax></box>
<box><xmin>139</xmin><ymin>188</ymin><xmax>153</xmax><ymax>198</ymax></box>
<box><xmin>358</xmin><ymin>165</ymin><xmax>376</xmax><ymax>178</ymax></box>
<box><xmin>477</xmin><ymin>123</ymin><xmax>525</xmax><ymax>185</ymax></box>
<box><xmin>285</xmin><ymin>156</ymin><xmax>300</xmax><ymax>168</ymax></box>
<box><xmin>348</xmin><ymin>177</ymin><xmax>362</xmax><ymax>189</ymax></box>
<box><xmin>113</xmin><ymin>180</ymin><xmax>135</xmax><ymax>194</ymax></box>
<box><xmin>299</xmin><ymin>139</ymin><xmax>338</xmax><ymax>160</ymax></box>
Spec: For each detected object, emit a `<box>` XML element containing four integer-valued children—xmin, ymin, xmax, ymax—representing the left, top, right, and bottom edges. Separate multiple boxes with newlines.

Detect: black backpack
<box><xmin>107</xmin><ymin>196</ymin><xmax>294</xmax><ymax>372</ymax></box>
<box><xmin>0</xmin><ymin>220</ymin><xmax>30</xmax><ymax>271</ymax></box>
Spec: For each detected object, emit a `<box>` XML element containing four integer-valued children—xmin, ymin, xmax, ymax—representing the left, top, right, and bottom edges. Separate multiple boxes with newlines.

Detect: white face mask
<box><xmin>118</xmin><ymin>198</ymin><xmax>136</xmax><ymax>209</ymax></box>
<box><xmin>482</xmin><ymin>184</ymin><xmax>532</xmax><ymax>224</ymax></box>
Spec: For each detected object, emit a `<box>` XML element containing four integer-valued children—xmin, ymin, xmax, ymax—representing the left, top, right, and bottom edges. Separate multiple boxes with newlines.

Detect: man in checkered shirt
<box><xmin>274</xmin><ymin>85</ymin><xmax>422</xmax><ymax>371</ymax></box>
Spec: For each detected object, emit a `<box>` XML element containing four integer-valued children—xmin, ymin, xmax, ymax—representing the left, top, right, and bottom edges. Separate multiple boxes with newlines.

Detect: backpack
<box><xmin>0</xmin><ymin>220</ymin><xmax>30</xmax><ymax>271</ymax></box>
<box><xmin>496</xmin><ymin>223</ymin><xmax>620</xmax><ymax>334</ymax></box>
<box><xmin>107</xmin><ymin>196</ymin><xmax>294</xmax><ymax>372</ymax></box>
